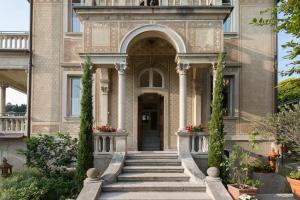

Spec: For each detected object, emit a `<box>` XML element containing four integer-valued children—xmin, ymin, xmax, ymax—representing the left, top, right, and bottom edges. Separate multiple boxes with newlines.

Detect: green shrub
<box><xmin>17</xmin><ymin>133</ymin><xmax>77</xmax><ymax>176</ymax></box>
<box><xmin>289</xmin><ymin>170</ymin><xmax>300</xmax><ymax>180</ymax></box>
<box><xmin>251</xmin><ymin>160</ymin><xmax>274</xmax><ymax>173</ymax></box>
<box><xmin>0</xmin><ymin>168</ymin><xmax>79</xmax><ymax>200</ymax></box>
<box><xmin>0</xmin><ymin>168</ymin><xmax>46</xmax><ymax>200</ymax></box>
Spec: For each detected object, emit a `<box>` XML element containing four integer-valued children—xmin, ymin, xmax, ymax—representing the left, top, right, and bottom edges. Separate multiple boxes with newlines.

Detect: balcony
<box><xmin>80</xmin><ymin>0</ymin><xmax>231</xmax><ymax>6</ymax></box>
<box><xmin>0</xmin><ymin>113</ymin><xmax>26</xmax><ymax>138</ymax></box>
<box><xmin>0</xmin><ymin>32</ymin><xmax>29</xmax><ymax>51</ymax></box>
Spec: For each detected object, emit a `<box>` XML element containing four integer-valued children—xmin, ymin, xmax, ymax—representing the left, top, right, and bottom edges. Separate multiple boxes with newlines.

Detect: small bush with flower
<box><xmin>95</xmin><ymin>125</ymin><xmax>116</xmax><ymax>132</ymax></box>
<box><xmin>186</xmin><ymin>124</ymin><xmax>208</xmax><ymax>133</ymax></box>
<box><xmin>239</xmin><ymin>194</ymin><xmax>258</xmax><ymax>200</ymax></box>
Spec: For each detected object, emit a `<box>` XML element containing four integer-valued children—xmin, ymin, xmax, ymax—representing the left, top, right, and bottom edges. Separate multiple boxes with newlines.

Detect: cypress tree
<box><xmin>208</xmin><ymin>52</ymin><xmax>225</xmax><ymax>169</ymax></box>
<box><xmin>76</xmin><ymin>57</ymin><xmax>94</xmax><ymax>184</ymax></box>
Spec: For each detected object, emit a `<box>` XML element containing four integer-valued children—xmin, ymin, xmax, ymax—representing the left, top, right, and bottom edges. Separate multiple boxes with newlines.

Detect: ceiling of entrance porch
<box><xmin>128</xmin><ymin>37</ymin><xmax>176</xmax><ymax>56</ymax></box>
<box><xmin>0</xmin><ymin>70</ymin><xmax>27</xmax><ymax>93</ymax></box>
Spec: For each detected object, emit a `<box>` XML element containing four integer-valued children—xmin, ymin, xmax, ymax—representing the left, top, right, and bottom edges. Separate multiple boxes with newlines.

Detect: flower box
<box><xmin>227</xmin><ymin>184</ymin><xmax>258</xmax><ymax>200</ymax></box>
<box><xmin>287</xmin><ymin>177</ymin><xmax>300</xmax><ymax>198</ymax></box>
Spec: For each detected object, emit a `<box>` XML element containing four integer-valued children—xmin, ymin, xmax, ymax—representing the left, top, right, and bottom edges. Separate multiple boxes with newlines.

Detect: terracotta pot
<box><xmin>227</xmin><ymin>184</ymin><xmax>258</xmax><ymax>200</ymax></box>
<box><xmin>287</xmin><ymin>177</ymin><xmax>300</xmax><ymax>199</ymax></box>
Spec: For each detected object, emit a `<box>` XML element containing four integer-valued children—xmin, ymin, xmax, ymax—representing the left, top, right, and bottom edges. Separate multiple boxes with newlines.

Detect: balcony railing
<box><xmin>0</xmin><ymin>115</ymin><xmax>26</xmax><ymax>135</ymax></box>
<box><xmin>82</xmin><ymin>0</ymin><xmax>227</xmax><ymax>6</ymax></box>
<box><xmin>94</xmin><ymin>131</ymin><xmax>128</xmax><ymax>155</ymax></box>
<box><xmin>0</xmin><ymin>32</ymin><xmax>29</xmax><ymax>50</ymax></box>
<box><xmin>190</xmin><ymin>132</ymin><xmax>209</xmax><ymax>154</ymax></box>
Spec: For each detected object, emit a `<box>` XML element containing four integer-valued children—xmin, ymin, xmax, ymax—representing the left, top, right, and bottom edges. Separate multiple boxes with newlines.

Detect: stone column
<box><xmin>176</xmin><ymin>63</ymin><xmax>190</xmax><ymax>131</ymax></box>
<box><xmin>0</xmin><ymin>82</ymin><xmax>8</xmax><ymax>116</ymax></box>
<box><xmin>100</xmin><ymin>68</ymin><xmax>109</xmax><ymax>125</ymax></box>
<box><xmin>115</xmin><ymin>63</ymin><xmax>127</xmax><ymax>131</ymax></box>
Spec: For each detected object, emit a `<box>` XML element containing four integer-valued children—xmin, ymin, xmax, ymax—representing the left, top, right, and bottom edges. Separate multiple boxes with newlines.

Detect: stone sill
<box><xmin>224</xmin><ymin>32</ymin><xmax>238</xmax><ymax>39</ymax></box>
<box><xmin>64</xmin><ymin>116</ymin><xmax>80</xmax><ymax>122</ymax></box>
<box><xmin>64</xmin><ymin>32</ymin><xmax>83</xmax><ymax>38</ymax></box>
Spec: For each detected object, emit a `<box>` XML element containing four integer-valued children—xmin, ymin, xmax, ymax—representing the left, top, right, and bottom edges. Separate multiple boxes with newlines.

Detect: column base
<box><xmin>176</xmin><ymin>131</ymin><xmax>191</xmax><ymax>153</ymax></box>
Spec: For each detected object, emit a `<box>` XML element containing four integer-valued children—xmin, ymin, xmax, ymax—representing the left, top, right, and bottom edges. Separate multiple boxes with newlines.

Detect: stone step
<box><xmin>99</xmin><ymin>191</ymin><xmax>212</xmax><ymax>200</ymax></box>
<box><xmin>102</xmin><ymin>181</ymin><xmax>206</xmax><ymax>192</ymax></box>
<box><xmin>117</xmin><ymin>173</ymin><xmax>190</xmax><ymax>182</ymax></box>
<box><xmin>125</xmin><ymin>159</ymin><xmax>181</xmax><ymax>166</ymax></box>
<box><xmin>123</xmin><ymin>166</ymin><xmax>184</xmax><ymax>173</ymax></box>
<box><xmin>126</xmin><ymin>153</ymin><xmax>178</xmax><ymax>159</ymax></box>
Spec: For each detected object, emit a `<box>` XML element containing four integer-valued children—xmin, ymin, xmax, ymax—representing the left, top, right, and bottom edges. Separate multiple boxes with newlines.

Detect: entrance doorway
<box><xmin>138</xmin><ymin>93</ymin><xmax>164</xmax><ymax>151</ymax></box>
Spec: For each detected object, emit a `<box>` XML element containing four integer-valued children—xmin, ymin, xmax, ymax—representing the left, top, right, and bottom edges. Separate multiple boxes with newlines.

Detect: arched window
<box><xmin>139</xmin><ymin>69</ymin><xmax>164</xmax><ymax>88</ymax></box>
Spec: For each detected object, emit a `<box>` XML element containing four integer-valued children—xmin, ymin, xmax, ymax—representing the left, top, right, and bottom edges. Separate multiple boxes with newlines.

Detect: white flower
<box><xmin>238</xmin><ymin>194</ymin><xmax>258</xmax><ymax>200</ymax></box>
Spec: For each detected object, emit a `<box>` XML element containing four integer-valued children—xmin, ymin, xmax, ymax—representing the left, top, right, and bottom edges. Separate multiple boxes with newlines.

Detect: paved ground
<box><xmin>257</xmin><ymin>194</ymin><xmax>295</xmax><ymax>200</ymax></box>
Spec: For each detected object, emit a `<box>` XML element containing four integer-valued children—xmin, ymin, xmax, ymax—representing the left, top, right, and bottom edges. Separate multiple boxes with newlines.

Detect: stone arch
<box><xmin>119</xmin><ymin>24</ymin><xmax>187</xmax><ymax>54</ymax></box>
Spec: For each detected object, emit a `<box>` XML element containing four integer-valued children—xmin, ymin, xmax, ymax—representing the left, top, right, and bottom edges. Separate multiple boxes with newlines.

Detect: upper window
<box><xmin>223</xmin><ymin>0</ymin><xmax>238</xmax><ymax>33</ymax></box>
<box><xmin>72</xmin><ymin>0</ymin><xmax>81</xmax><ymax>32</ymax></box>
<box><xmin>139</xmin><ymin>69</ymin><xmax>163</xmax><ymax>88</ymax></box>
<box><xmin>70</xmin><ymin>77</ymin><xmax>81</xmax><ymax>116</ymax></box>
<box><xmin>222</xmin><ymin>76</ymin><xmax>234</xmax><ymax>116</ymax></box>
<box><xmin>210</xmin><ymin>75</ymin><xmax>236</xmax><ymax>117</ymax></box>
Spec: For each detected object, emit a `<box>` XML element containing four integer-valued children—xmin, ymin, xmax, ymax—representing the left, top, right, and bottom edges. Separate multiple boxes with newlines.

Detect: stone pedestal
<box><xmin>115</xmin><ymin>132</ymin><xmax>129</xmax><ymax>153</ymax></box>
<box><xmin>176</xmin><ymin>131</ymin><xmax>191</xmax><ymax>153</ymax></box>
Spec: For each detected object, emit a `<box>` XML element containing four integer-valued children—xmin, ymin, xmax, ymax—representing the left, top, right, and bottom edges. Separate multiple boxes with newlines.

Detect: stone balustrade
<box><xmin>177</xmin><ymin>131</ymin><xmax>209</xmax><ymax>154</ymax></box>
<box><xmin>94</xmin><ymin>132</ymin><xmax>114</xmax><ymax>154</ymax></box>
<box><xmin>0</xmin><ymin>115</ymin><xmax>26</xmax><ymax>134</ymax></box>
<box><xmin>94</xmin><ymin>131</ymin><xmax>128</xmax><ymax>154</ymax></box>
<box><xmin>83</xmin><ymin>0</ymin><xmax>227</xmax><ymax>6</ymax></box>
<box><xmin>190</xmin><ymin>132</ymin><xmax>209</xmax><ymax>154</ymax></box>
<box><xmin>0</xmin><ymin>32</ymin><xmax>29</xmax><ymax>50</ymax></box>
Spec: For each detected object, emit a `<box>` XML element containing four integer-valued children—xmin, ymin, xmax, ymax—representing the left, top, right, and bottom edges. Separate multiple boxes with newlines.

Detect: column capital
<box><xmin>101</xmin><ymin>86</ymin><xmax>109</xmax><ymax>94</ymax></box>
<box><xmin>115</xmin><ymin>63</ymin><xmax>127</xmax><ymax>74</ymax></box>
<box><xmin>176</xmin><ymin>63</ymin><xmax>190</xmax><ymax>74</ymax></box>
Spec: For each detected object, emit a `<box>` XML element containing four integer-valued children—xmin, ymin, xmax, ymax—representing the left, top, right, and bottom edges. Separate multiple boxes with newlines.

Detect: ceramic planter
<box><xmin>227</xmin><ymin>184</ymin><xmax>258</xmax><ymax>200</ymax></box>
<box><xmin>287</xmin><ymin>177</ymin><xmax>300</xmax><ymax>199</ymax></box>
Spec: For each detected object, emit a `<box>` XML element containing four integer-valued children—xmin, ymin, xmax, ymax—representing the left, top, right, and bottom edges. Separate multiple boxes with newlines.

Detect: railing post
<box><xmin>109</xmin><ymin>136</ymin><xmax>113</xmax><ymax>153</ymax></box>
<box><xmin>198</xmin><ymin>136</ymin><xmax>202</xmax><ymax>153</ymax></box>
<box><xmin>191</xmin><ymin>135</ymin><xmax>196</xmax><ymax>153</ymax></box>
<box><xmin>103</xmin><ymin>136</ymin><xmax>107</xmax><ymax>152</ymax></box>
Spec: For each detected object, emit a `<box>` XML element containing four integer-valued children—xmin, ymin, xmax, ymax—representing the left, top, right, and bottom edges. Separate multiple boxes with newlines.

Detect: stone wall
<box><xmin>31</xmin><ymin>0</ymin><xmax>63</xmax><ymax>134</ymax></box>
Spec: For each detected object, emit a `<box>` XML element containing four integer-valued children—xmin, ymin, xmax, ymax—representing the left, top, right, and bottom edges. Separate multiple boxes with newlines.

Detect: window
<box><xmin>72</xmin><ymin>0</ymin><xmax>81</xmax><ymax>32</ymax></box>
<box><xmin>224</xmin><ymin>16</ymin><xmax>232</xmax><ymax>33</ymax></box>
<box><xmin>222</xmin><ymin>76</ymin><xmax>234</xmax><ymax>116</ymax></box>
<box><xmin>70</xmin><ymin>77</ymin><xmax>81</xmax><ymax>116</ymax></box>
<box><xmin>139</xmin><ymin>69</ymin><xmax>164</xmax><ymax>88</ymax></box>
<box><xmin>210</xmin><ymin>74</ymin><xmax>237</xmax><ymax>117</ymax></box>
<box><xmin>223</xmin><ymin>0</ymin><xmax>238</xmax><ymax>33</ymax></box>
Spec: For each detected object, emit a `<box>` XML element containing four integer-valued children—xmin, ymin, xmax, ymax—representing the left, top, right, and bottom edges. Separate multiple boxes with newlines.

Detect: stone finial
<box><xmin>206</xmin><ymin>167</ymin><xmax>221</xmax><ymax>181</ymax></box>
<box><xmin>86</xmin><ymin>168</ymin><xmax>100</xmax><ymax>180</ymax></box>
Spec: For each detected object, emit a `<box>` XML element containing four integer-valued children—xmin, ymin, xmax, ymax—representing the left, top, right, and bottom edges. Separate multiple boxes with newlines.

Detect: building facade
<box><xmin>0</xmin><ymin>0</ymin><xmax>276</xmax><ymax>167</ymax></box>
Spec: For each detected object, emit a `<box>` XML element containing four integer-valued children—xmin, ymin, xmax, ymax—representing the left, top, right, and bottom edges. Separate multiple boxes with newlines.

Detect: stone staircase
<box><xmin>99</xmin><ymin>151</ymin><xmax>212</xmax><ymax>200</ymax></box>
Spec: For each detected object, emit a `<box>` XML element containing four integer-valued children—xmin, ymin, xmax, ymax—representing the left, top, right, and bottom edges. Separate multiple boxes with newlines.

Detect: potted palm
<box><xmin>225</xmin><ymin>145</ymin><xmax>261</xmax><ymax>200</ymax></box>
<box><xmin>287</xmin><ymin>170</ymin><xmax>300</xmax><ymax>198</ymax></box>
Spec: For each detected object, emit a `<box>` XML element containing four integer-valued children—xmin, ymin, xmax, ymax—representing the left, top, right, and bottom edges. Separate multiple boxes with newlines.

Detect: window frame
<box><xmin>138</xmin><ymin>68</ymin><xmax>164</xmax><ymax>89</ymax></box>
<box><xmin>223</xmin><ymin>0</ymin><xmax>239</xmax><ymax>34</ymax></box>
<box><xmin>69</xmin><ymin>76</ymin><xmax>81</xmax><ymax>116</ymax></box>
<box><xmin>208</xmin><ymin>67</ymin><xmax>240</xmax><ymax>118</ymax></box>
<box><xmin>62</xmin><ymin>71</ymin><xmax>83</xmax><ymax>121</ymax></box>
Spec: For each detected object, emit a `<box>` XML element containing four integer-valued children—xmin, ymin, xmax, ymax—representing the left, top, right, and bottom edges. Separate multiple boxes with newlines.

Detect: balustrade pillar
<box><xmin>0</xmin><ymin>82</ymin><xmax>8</xmax><ymax>116</ymax></box>
<box><xmin>177</xmin><ymin>63</ymin><xmax>190</xmax><ymax>131</ymax></box>
<box><xmin>115</xmin><ymin>63</ymin><xmax>127</xmax><ymax>132</ymax></box>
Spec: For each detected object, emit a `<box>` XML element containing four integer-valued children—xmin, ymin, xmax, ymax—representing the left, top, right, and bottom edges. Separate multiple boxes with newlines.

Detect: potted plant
<box><xmin>225</xmin><ymin>145</ymin><xmax>261</xmax><ymax>200</ymax></box>
<box><xmin>186</xmin><ymin>124</ymin><xmax>208</xmax><ymax>133</ymax></box>
<box><xmin>287</xmin><ymin>170</ymin><xmax>300</xmax><ymax>198</ymax></box>
<box><xmin>94</xmin><ymin>125</ymin><xmax>116</xmax><ymax>133</ymax></box>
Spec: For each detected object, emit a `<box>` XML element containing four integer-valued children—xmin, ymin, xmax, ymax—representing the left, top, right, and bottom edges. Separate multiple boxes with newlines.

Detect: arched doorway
<box><xmin>138</xmin><ymin>93</ymin><xmax>164</xmax><ymax>151</ymax></box>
